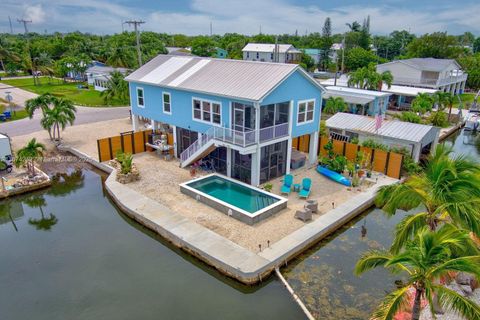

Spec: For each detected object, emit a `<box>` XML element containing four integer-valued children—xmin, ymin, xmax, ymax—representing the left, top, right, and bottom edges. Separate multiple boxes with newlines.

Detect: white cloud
<box><xmin>1</xmin><ymin>0</ymin><xmax>479</xmax><ymax>35</ymax></box>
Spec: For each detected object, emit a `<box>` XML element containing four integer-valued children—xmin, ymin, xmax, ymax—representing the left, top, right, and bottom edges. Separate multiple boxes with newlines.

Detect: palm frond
<box><xmin>433</xmin><ymin>284</ymin><xmax>480</xmax><ymax>320</ymax></box>
<box><xmin>390</xmin><ymin>213</ymin><xmax>429</xmax><ymax>253</ymax></box>
<box><xmin>354</xmin><ymin>250</ymin><xmax>394</xmax><ymax>276</ymax></box>
<box><xmin>370</xmin><ymin>286</ymin><xmax>411</xmax><ymax>320</ymax></box>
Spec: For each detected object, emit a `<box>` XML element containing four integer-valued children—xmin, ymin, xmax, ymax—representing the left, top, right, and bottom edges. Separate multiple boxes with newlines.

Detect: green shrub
<box><xmin>361</xmin><ymin>139</ymin><xmax>388</xmax><ymax>151</ymax></box>
<box><xmin>427</xmin><ymin>111</ymin><xmax>449</xmax><ymax>127</ymax></box>
<box><xmin>350</xmin><ymin>136</ymin><xmax>359</xmax><ymax>144</ymax></box>
<box><xmin>116</xmin><ymin>151</ymin><xmax>133</xmax><ymax>174</ymax></box>
<box><xmin>389</xmin><ymin>147</ymin><xmax>422</xmax><ymax>175</ymax></box>
<box><xmin>400</xmin><ymin>111</ymin><xmax>422</xmax><ymax>124</ymax></box>
<box><xmin>263</xmin><ymin>183</ymin><xmax>273</xmax><ymax>192</ymax></box>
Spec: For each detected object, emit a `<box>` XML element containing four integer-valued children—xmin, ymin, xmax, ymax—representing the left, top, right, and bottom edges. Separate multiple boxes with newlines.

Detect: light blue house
<box><xmin>323</xmin><ymin>86</ymin><xmax>391</xmax><ymax>116</ymax></box>
<box><xmin>214</xmin><ymin>47</ymin><xmax>228</xmax><ymax>59</ymax></box>
<box><xmin>126</xmin><ymin>55</ymin><xmax>324</xmax><ymax>185</ymax></box>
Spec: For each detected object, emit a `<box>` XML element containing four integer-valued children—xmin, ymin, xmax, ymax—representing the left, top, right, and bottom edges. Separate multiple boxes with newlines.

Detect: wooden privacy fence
<box><xmin>292</xmin><ymin>135</ymin><xmax>403</xmax><ymax>179</ymax></box>
<box><xmin>97</xmin><ymin>129</ymin><xmax>174</xmax><ymax>162</ymax></box>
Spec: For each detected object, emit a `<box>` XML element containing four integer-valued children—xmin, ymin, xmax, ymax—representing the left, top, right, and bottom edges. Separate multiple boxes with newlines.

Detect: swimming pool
<box><xmin>180</xmin><ymin>174</ymin><xmax>287</xmax><ymax>225</ymax></box>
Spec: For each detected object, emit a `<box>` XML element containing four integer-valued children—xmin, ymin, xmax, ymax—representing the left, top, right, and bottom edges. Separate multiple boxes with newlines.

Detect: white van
<box><xmin>0</xmin><ymin>134</ymin><xmax>13</xmax><ymax>172</ymax></box>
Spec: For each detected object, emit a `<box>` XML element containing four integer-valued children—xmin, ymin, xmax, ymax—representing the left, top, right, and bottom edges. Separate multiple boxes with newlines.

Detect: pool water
<box><xmin>187</xmin><ymin>175</ymin><xmax>278</xmax><ymax>213</ymax></box>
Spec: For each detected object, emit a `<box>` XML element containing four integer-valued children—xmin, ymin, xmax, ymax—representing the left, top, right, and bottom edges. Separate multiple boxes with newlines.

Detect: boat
<box><xmin>316</xmin><ymin>165</ymin><xmax>351</xmax><ymax>187</ymax></box>
<box><xmin>464</xmin><ymin>109</ymin><xmax>480</xmax><ymax>131</ymax></box>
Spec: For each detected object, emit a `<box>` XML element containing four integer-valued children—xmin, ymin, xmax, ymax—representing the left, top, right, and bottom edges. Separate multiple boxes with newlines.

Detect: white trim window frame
<box><xmin>162</xmin><ymin>92</ymin><xmax>172</xmax><ymax>114</ymax></box>
<box><xmin>296</xmin><ymin>99</ymin><xmax>315</xmax><ymax>125</ymax></box>
<box><xmin>192</xmin><ymin>97</ymin><xmax>222</xmax><ymax>126</ymax></box>
<box><xmin>137</xmin><ymin>87</ymin><xmax>145</xmax><ymax>108</ymax></box>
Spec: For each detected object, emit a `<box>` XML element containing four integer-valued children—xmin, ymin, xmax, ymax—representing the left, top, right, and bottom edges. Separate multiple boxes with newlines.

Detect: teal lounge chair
<box><xmin>280</xmin><ymin>174</ymin><xmax>293</xmax><ymax>194</ymax></box>
<box><xmin>298</xmin><ymin>178</ymin><xmax>312</xmax><ymax>198</ymax></box>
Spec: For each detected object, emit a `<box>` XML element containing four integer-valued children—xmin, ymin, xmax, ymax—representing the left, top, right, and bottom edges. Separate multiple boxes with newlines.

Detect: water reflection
<box><xmin>48</xmin><ymin>169</ymin><xmax>85</xmax><ymax>196</ymax></box>
<box><xmin>25</xmin><ymin>194</ymin><xmax>57</xmax><ymax>231</ymax></box>
<box><xmin>0</xmin><ymin>199</ymin><xmax>23</xmax><ymax>231</ymax></box>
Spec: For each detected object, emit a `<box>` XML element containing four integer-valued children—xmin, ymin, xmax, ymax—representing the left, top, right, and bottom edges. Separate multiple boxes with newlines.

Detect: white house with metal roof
<box><xmin>86</xmin><ymin>64</ymin><xmax>129</xmax><ymax>92</ymax></box>
<box><xmin>323</xmin><ymin>86</ymin><xmax>391</xmax><ymax>116</ymax></box>
<box><xmin>326</xmin><ymin>113</ymin><xmax>440</xmax><ymax>162</ymax></box>
<box><xmin>376</xmin><ymin>58</ymin><xmax>467</xmax><ymax>95</ymax></box>
<box><xmin>126</xmin><ymin>55</ymin><xmax>324</xmax><ymax>185</ymax></box>
<box><xmin>242</xmin><ymin>43</ymin><xmax>302</xmax><ymax>63</ymax></box>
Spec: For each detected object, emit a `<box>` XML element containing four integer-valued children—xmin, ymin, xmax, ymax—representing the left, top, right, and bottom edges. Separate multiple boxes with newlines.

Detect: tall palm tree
<box><xmin>324</xmin><ymin>96</ymin><xmax>347</xmax><ymax>114</ymax></box>
<box><xmin>375</xmin><ymin>145</ymin><xmax>480</xmax><ymax>252</ymax></box>
<box><xmin>100</xmin><ymin>70</ymin><xmax>129</xmax><ymax>104</ymax></box>
<box><xmin>434</xmin><ymin>91</ymin><xmax>452</xmax><ymax>111</ymax></box>
<box><xmin>43</xmin><ymin>98</ymin><xmax>77</xmax><ymax>141</ymax></box>
<box><xmin>346</xmin><ymin>21</ymin><xmax>361</xmax><ymax>32</ymax></box>
<box><xmin>411</xmin><ymin>93</ymin><xmax>434</xmax><ymax>115</ymax></box>
<box><xmin>14</xmin><ymin>138</ymin><xmax>46</xmax><ymax>176</ymax></box>
<box><xmin>377</xmin><ymin>71</ymin><xmax>393</xmax><ymax>91</ymax></box>
<box><xmin>355</xmin><ymin>224</ymin><xmax>480</xmax><ymax>320</ymax></box>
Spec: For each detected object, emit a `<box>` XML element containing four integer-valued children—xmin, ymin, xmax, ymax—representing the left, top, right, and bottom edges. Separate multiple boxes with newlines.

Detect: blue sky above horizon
<box><xmin>2</xmin><ymin>0</ymin><xmax>480</xmax><ymax>36</ymax></box>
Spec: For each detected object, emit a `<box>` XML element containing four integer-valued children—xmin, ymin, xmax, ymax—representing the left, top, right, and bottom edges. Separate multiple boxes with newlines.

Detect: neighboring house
<box><xmin>214</xmin><ymin>47</ymin><xmax>228</xmax><ymax>59</ymax></box>
<box><xmin>165</xmin><ymin>47</ymin><xmax>193</xmax><ymax>56</ymax></box>
<box><xmin>376</xmin><ymin>58</ymin><xmax>467</xmax><ymax>95</ymax></box>
<box><xmin>302</xmin><ymin>49</ymin><xmax>321</xmax><ymax>65</ymax></box>
<box><xmin>323</xmin><ymin>86</ymin><xmax>391</xmax><ymax>116</ymax></box>
<box><xmin>329</xmin><ymin>42</ymin><xmax>343</xmax><ymax>62</ymax></box>
<box><xmin>126</xmin><ymin>55</ymin><xmax>324</xmax><ymax>186</ymax></box>
<box><xmin>326</xmin><ymin>113</ymin><xmax>440</xmax><ymax>162</ymax></box>
<box><xmin>242</xmin><ymin>43</ymin><xmax>302</xmax><ymax>63</ymax></box>
<box><xmin>320</xmin><ymin>76</ymin><xmax>438</xmax><ymax>111</ymax></box>
<box><xmin>86</xmin><ymin>65</ymin><xmax>129</xmax><ymax>92</ymax></box>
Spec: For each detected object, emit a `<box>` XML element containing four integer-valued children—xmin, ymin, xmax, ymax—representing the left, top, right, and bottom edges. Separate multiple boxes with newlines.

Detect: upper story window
<box><xmin>193</xmin><ymin>98</ymin><xmax>221</xmax><ymax>125</ymax></box>
<box><xmin>137</xmin><ymin>88</ymin><xmax>144</xmax><ymax>107</ymax></box>
<box><xmin>163</xmin><ymin>92</ymin><xmax>171</xmax><ymax>114</ymax></box>
<box><xmin>297</xmin><ymin>99</ymin><xmax>315</xmax><ymax>125</ymax></box>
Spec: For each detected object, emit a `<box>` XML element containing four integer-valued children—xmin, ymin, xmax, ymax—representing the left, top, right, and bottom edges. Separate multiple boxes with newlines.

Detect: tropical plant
<box><xmin>100</xmin><ymin>70</ymin><xmax>129</xmax><ymax>104</ymax></box>
<box><xmin>355</xmin><ymin>224</ymin><xmax>480</xmax><ymax>320</ymax></box>
<box><xmin>399</xmin><ymin>111</ymin><xmax>422</xmax><ymax>124</ymax></box>
<box><xmin>347</xmin><ymin>64</ymin><xmax>392</xmax><ymax>90</ymax></box>
<box><xmin>428</xmin><ymin>111</ymin><xmax>449</xmax><ymax>127</ymax></box>
<box><xmin>323</xmin><ymin>96</ymin><xmax>347</xmax><ymax>114</ymax></box>
<box><xmin>375</xmin><ymin>145</ymin><xmax>480</xmax><ymax>252</ymax></box>
<box><xmin>14</xmin><ymin>138</ymin><xmax>46</xmax><ymax>176</ymax></box>
<box><xmin>116</xmin><ymin>151</ymin><xmax>133</xmax><ymax>174</ymax></box>
<box><xmin>411</xmin><ymin>93</ymin><xmax>434</xmax><ymax>115</ymax></box>
<box><xmin>361</xmin><ymin>139</ymin><xmax>388</xmax><ymax>151</ymax></box>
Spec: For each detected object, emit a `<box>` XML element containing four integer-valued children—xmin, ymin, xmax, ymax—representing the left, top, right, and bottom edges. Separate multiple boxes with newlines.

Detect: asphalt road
<box><xmin>0</xmin><ymin>81</ymin><xmax>131</xmax><ymax>137</ymax></box>
<box><xmin>0</xmin><ymin>106</ymin><xmax>130</xmax><ymax>137</ymax></box>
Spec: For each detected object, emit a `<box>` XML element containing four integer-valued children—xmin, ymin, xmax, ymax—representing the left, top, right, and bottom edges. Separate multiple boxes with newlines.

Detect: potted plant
<box><xmin>263</xmin><ymin>183</ymin><xmax>273</xmax><ymax>192</ymax></box>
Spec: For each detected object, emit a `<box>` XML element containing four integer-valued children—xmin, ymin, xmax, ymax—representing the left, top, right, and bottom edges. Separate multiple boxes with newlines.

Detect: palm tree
<box><xmin>43</xmin><ymin>98</ymin><xmax>77</xmax><ymax>141</ymax></box>
<box><xmin>346</xmin><ymin>21</ymin><xmax>361</xmax><ymax>32</ymax></box>
<box><xmin>14</xmin><ymin>138</ymin><xmax>46</xmax><ymax>176</ymax></box>
<box><xmin>355</xmin><ymin>224</ymin><xmax>480</xmax><ymax>320</ymax></box>
<box><xmin>375</xmin><ymin>145</ymin><xmax>480</xmax><ymax>252</ymax></box>
<box><xmin>411</xmin><ymin>93</ymin><xmax>434</xmax><ymax>115</ymax></box>
<box><xmin>324</xmin><ymin>96</ymin><xmax>347</xmax><ymax>114</ymax></box>
<box><xmin>377</xmin><ymin>71</ymin><xmax>393</xmax><ymax>91</ymax></box>
<box><xmin>434</xmin><ymin>91</ymin><xmax>452</xmax><ymax>111</ymax></box>
<box><xmin>25</xmin><ymin>195</ymin><xmax>57</xmax><ymax>231</ymax></box>
<box><xmin>100</xmin><ymin>71</ymin><xmax>129</xmax><ymax>104</ymax></box>
<box><xmin>25</xmin><ymin>93</ymin><xmax>55</xmax><ymax>118</ymax></box>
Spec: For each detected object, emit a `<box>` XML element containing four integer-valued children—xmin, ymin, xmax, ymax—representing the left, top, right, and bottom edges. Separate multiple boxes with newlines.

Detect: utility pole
<box><xmin>8</xmin><ymin>16</ymin><xmax>13</xmax><ymax>33</ymax></box>
<box><xmin>341</xmin><ymin>34</ymin><xmax>345</xmax><ymax>74</ymax></box>
<box><xmin>17</xmin><ymin>18</ymin><xmax>32</xmax><ymax>34</ymax></box>
<box><xmin>124</xmin><ymin>20</ymin><xmax>145</xmax><ymax>66</ymax></box>
<box><xmin>210</xmin><ymin>22</ymin><xmax>212</xmax><ymax>37</ymax></box>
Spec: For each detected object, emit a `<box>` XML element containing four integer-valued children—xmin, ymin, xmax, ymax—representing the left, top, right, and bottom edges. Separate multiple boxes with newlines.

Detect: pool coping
<box><xmin>59</xmin><ymin>144</ymin><xmax>398</xmax><ymax>284</ymax></box>
<box><xmin>179</xmin><ymin>173</ymin><xmax>288</xmax><ymax>225</ymax></box>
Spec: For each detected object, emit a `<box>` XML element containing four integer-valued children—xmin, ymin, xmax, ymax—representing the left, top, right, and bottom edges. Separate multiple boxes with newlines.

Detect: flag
<box><xmin>375</xmin><ymin>114</ymin><xmax>382</xmax><ymax>131</ymax></box>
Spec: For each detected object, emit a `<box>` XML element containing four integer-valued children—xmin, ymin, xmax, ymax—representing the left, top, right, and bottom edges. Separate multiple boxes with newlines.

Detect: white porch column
<box><xmin>251</xmin><ymin>151</ymin><xmax>260</xmax><ymax>186</ymax></box>
<box><xmin>450</xmin><ymin>84</ymin><xmax>455</xmax><ymax>95</ymax></box>
<box><xmin>461</xmin><ymin>81</ymin><xmax>466</xmax><ymax>93</ymax></box>
<box><xmin>226</xmin><ymin>147</ymin><xmax>232</xmax><ymax>177</ymax></box>
<box><xmin>412</xmin><ymin>143</ymin><xmax>422</xmax><ymax>163</ymax></box>
<box><xmin>132</xmin><ymin>114</ymin><xmax>140</xmax><ymax>132</ymax></box>
<box><xmin>286</xmin><ymin>138</ymin><xmax>292</xmax><ymax>174</ymax></box>
<box><xmin>309</xmin><ymin>131</ymin><xmax>319</xmax><ymax>165</ymax></box>
<box><xmin>171</xmin><ymin>125</ymin><xmax>178</xmax><ymax>158</ymax></box>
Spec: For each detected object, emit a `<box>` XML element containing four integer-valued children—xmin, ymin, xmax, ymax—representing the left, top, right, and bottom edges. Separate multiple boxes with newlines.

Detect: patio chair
<box><xmin>294</xmin><ymin>208</ymin><xmax>312</xmax><ymax>222</ymax></box>
<box><xmin>298</xmin><ymin>178</ymin><xmax>312</xmax><ymax>199</ymax></box>
<box><xmin>280</xmin><ymin>174</ymin><xmax>293</xmax><ymax>194</ymax></box>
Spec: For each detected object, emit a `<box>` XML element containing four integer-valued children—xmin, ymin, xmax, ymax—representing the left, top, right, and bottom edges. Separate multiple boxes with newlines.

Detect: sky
<box><xmin>2</xmin><ymin>0</ymin><xmax>480</xmax><ymax>36</ymax></box>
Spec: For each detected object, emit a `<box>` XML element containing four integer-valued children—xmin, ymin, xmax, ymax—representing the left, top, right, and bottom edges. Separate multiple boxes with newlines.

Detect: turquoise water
<box><xmin>187</xmin><ymin>175</ymin><xmax>278</xmax><ymax>213</ymax></box>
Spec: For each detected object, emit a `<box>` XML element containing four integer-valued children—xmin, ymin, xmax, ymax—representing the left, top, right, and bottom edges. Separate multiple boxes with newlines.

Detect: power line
<box><xmin>124</xmin><ymin>20</ymin><xmax>145</xmax><ymax>66</ymax></box>
<box><xmin>17</xmin><ymin>18</ymin><xmax>32</xmax><ymax>34</ymax></box>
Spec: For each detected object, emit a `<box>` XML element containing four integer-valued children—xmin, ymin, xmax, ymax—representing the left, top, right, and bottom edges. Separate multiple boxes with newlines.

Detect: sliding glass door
<box><xmin>259</xmin><ymin>141</ymin><xmax>288</xmax><ymax>184</ymax></box>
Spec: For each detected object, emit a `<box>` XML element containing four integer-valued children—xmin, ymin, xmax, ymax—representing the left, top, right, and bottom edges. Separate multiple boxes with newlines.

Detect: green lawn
<box><xmin>453</xmin><ymin>93</ymin><xmax>477</xmax><ymax>107</ymax></box>
<box><xmin>0</xmin><ymin>77</ymin><xmax>128</xmax><ymax>107</ymax></box>
<box><xmin>0</xmin><ymin>103</ymin><xmax>29</xmax><ymax>121</ymax></box>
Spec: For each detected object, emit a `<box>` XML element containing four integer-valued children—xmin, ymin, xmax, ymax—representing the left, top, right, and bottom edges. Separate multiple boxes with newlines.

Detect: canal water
<box><xmin>282</xmin><ymin>128</ymin><xmax>480</xmax><ymax>319</ymax></box>
<box><xmin>0</xmin><ymin>129</ymin><xmax>477</xmax><ymax>320</ymax></box>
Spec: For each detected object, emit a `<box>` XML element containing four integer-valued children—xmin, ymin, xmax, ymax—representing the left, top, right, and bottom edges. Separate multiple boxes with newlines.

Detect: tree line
<box><xmin>1</xmin><ymin>17</ymin><xmax>480</xmax><ymax>88</ymax></box>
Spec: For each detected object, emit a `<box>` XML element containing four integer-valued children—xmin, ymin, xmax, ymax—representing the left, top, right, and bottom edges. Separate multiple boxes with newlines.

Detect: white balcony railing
<box><xmin>392</xmin><ymin>73</ymin><xmax>468</xmax><ymax>87</ymax></box>
<box><xmin>180</xmin><ymin>123</ymin><xmax>290</xmax><ymax>163</ymax></box>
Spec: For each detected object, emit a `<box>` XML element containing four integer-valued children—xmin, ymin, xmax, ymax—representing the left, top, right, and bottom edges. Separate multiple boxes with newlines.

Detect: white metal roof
<box><xmin>241</xmin><ymin>43</ymin><xmax>297</xmax><ymax>53</ymax></box>
<box><xmin>326</xmin><ymin>86</ymin><xmax>391</xmax><ymax>97</ymax></box>
<box><xmin>126</xmin><ymin>54</ymin><xmax>323</xmax><ymax>101</ymax></box>
<box><xmin>320</xmin><ymin>78</ymin><xmax>438</xmax><ymax>96</ymax></box>
<box><xmin>326</xmin><ymin>113</ymin><xmax>439</xmax><ymax>144</ymax></box>
<box><xmin>378</xmin><ymin>58</ymin><xmax>462</xmax><ymax>72</ymax></box>
<box><xmin>323</xmin><ymin>91</ymin><xmax>374</xmax><ymax>105</ymax></box>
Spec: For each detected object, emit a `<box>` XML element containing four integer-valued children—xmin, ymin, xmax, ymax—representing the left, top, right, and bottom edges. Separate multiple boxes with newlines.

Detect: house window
<box><xmin>137</xmin><ymin>88</ymin><xmax>144</xmax><ymax>107</ymax></box>
<box><xmin>270</xmin><ymin>53</ymin><xmax>274</xmax><ymax>60</ymax></box>
<box><xmin>193</xmin><ymin>98</ymin><xmax>221</xmax><ymax>125</ymax></box>
<box><xmin>247</xmin><ymin>52</ymin><xmax>250</xmax><ymax>58</ymax></box>
<box><xmin>297</xmin><ymin>99</ymin><xmax>315</xmax><ymax>124</ymax></box>
<box><xmin>256</xmin><ymin>52</ymin><xmax>259</xmax><ymax>59</ymax></box>
<box><xmin>163</xmin><ymin>92</ymin><xmax>171</xmax><ymax>114</ymax></box>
